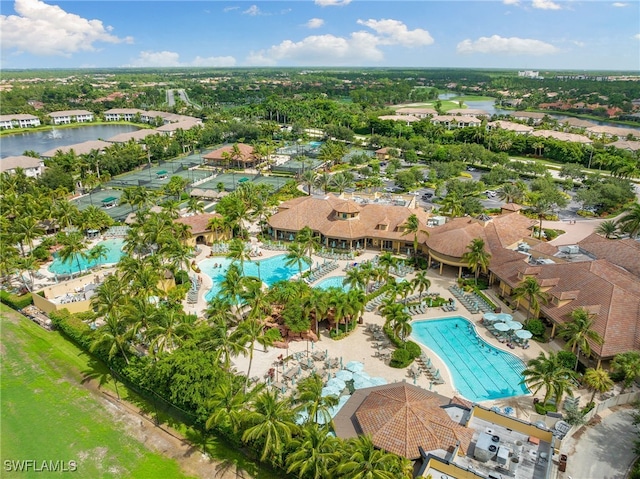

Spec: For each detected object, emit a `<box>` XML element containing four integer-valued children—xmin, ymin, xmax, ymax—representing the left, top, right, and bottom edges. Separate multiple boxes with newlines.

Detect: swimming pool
<box><xmin>314</xmin><ymin>276</ymin><xmax>351</xmax><ymax>291</ymax></box>
<box><xmin>309</xmin><ymin>141</ymin><xmax>323</xmax><ymax>148</ymax></box>
<box><xmin>200</xmin><ymin>255</ymin><xmax>308</xmax><ymax>301</ymax></box>
<box><xmin>411</xmin><ymin>317</ymin><xmax>529</xmax><ymax>402</ymax></box>
<box><xmin>49</xmin><ymin>239</ymin><xmax>125</xmax><ymax>275</ymax></box>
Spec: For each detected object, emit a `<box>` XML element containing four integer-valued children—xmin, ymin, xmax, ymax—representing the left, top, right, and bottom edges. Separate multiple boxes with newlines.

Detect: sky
<box><xmin>0</xmin><ymin>0</ymin><xmax>639</xmax><ymax>71</ymax></box>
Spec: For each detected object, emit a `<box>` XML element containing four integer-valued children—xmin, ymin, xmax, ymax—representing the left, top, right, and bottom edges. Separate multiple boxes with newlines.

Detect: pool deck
<box><xmin>190</xmin><ymin>244</ymin><xmax>570</xmax><ymax>413</ymax></box>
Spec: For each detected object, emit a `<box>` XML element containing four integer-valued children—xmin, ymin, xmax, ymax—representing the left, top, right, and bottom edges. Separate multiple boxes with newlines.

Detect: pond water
<box><xmin>0</xmin><ymin>124</ymin><xmax>141</xmax><ymax>158</ymax></box>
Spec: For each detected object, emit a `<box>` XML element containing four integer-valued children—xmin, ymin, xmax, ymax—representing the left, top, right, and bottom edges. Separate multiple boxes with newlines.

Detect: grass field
<box><xmin>0</xmin><ymin>305</ymin><xmax>195</xmax><ymax>479</ymax></box>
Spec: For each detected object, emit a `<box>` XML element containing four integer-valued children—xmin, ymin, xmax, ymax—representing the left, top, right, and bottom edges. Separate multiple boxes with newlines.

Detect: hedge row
<box><xmin>0</xmin><ymin>290</ymin><xmax>33</xmax><ymax>310</ymax></box>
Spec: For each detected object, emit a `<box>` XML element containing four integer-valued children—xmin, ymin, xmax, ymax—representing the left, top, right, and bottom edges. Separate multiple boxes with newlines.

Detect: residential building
<box><xmin>395</xmin><ymin>107</ymin><xmax>436</xmax><ymax>118</ymax></box>
<box><xmin>530</xmin><ymin>130</ymin><xmax>593</xmax><ymax>144</ymax></box>
<box><xmin>0</xmin><ymin>155</ymin><xmax>45</xmax><ymax>177</ymax></box>
<box><xmin>377</xmin><ymin>114</ymin><xmax>420</xmax><ymax>125</ymax></box>
<box><xmin>174</xmin><ymin>213</ymin><xmax>231</xmax><ymax>247</ymax></box>
<box><xmin>0</xmin><ymin>114</ymin><xmax>41</xmax><ymax>129</ymax></box>
<box><xmin>486</xmin><ymin>120</ymin><xmax>534</xmax><ymax>135</ymax></box>
<box><xmin>202</xmin><ymin>143</ymin><xmax>259</xmax><ymax>168</ymax></box>
<box><xmin>586</xmin><ymin>125</ymin><xmax>639</xmax><ymax>140</ymax></box>
<box><xmin>40</xmin><ymin>140</ymin><xmax>112</xmax><ymax>159</ymax></box>
<box><xmin>106</xmin><ymin>129</ymin><xmax>159</xmax><ymax>144</ymax></box>
<box><xmin>103</xmin><ymin>108</ymin><xmax>141</xmax><ymax>122</ymax></box>
<box><xmin>448</xmin><ymin>109</ymin><xmax>488</xmax><ymax>117</ymax></box>
<box><xmin>49</xmin><ymin>109</ymin><xmax>94</xmax><ymax>125</ymax></box>
<box><xmin>431</xmin><ymin>115</ymin><xmax>481</xmax><ymax>129</ymax></box>
<box><xmin>511</xmin><ymin>112</ymin><xmax>545</xmax><ymax>124</ymax></box>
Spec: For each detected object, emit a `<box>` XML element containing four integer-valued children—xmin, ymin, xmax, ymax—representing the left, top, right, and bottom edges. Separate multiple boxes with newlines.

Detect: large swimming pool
<box><xmin>314</xmin><ymin>276</ymin><xmax>351</xmax><ymax>291</ymax></box>
<box><xmin>200</xmin><ymin>255</ymin><xmax>307</xmax><ymax>301</ymax></box>
<box><xmin>49</xmin><ymin>239</ymin><xmax>125</xmax><ymax>275</ymax></box>
<box><xmin>411</xmin><ymin>317</ymin><xmax>529</xmax><ymax>402</ymax></box>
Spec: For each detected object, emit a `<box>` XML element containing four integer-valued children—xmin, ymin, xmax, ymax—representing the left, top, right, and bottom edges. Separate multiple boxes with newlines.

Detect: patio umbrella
<box><xmin>369</xmin><ymin>377</ymin><xmax>387</xmax><ymax>386</ymax></box>
<box><xmin>345</xmin><ymin>361</ymin><xmax>365</xmax><ymax>373</ymax></box>
<box><xmin>515</xmin><ymin>330</ymin><xmax>533</xmax><ymax>339</ymax></box>
<box><xmin>483</xmin><ymin>313</ymin><xmax>499</xmax><ymax>322</ymax></box>
<box><xmin>506</xmin><ymin>321</ymin><xmax>523</xmax><ymax>331</ymax></box>
<box><xmin>327</xmin><ymin>377</ymin><xmax>346</xmax><ymax>391</ymax></box>
<box><xmin>321</xmin><ymin>386</ymin><xmax>341</xmax><ymax>397</ymax></box>
<box><xmin>496</xmin><ymin>313</ymin><xmax>513</xmax><ymax>322</ymax></box>
<box><xmin>335</xmin><ymin>370</ymin><xmax>353</xmax><ymax>381</ymax></box>
<box><xmin>493</xmin><ymin>322</ymin><xmax>510</xmax><ymax>332</ymax></box>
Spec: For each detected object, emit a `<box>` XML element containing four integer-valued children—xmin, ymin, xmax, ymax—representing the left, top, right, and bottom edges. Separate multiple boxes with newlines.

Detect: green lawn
<box><xmin>449</xmin><ymin>95</ymin><xmax>495</xmax><ymax>102</ymax></box>
<box><xmin>0</xmin><ymin>305</ymin><xmax>195</xmax><ymax>479</ymax></box>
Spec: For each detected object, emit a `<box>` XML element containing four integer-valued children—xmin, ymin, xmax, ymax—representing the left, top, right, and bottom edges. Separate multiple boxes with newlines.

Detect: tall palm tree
<box><xmin>461</xmin><ymin>238</ymin><xmax>491</xmax><ymax>286</ymax></box>
<box><xmin>315</xmin><ymin>172</ymin><xmax>332</xmax><ymax>194</ymax></box>
<box><xmin>12</xmin><ymin>216</ymin><xmax>44</xmax><ymax>256</ymax></box>
<box><xmin>220</xmin><ymin>263</ymin><xmax>244</xmax><ymax>314</ymax></box>
<box><xmin>522</xmin><ymin>351</ymin><xmax>576</xmax><ymax>407</ymax></box>
<box><xmin>301</xmin><ymin>169</ymin><xmax>317</xmax><ymax>196</ymax></box>
<box><xmin>86</xmin><ymin>244</ymin><xmax>108</xmax><ymax>268</ymax></box>
<box><xmin>557</xmin><ymin>307</ymin><xmax>604</xmax><ymax>370</ymax></box>
<box><xmin>241</xmin><ymin>390</ymin><xmax>298</xmax><ymax>463</ymax></box>
<box><xmin>90</xmin><ymin>310</ymin><xmax>132</xmax><ymax>364</ymax></box>
<box><xmin>147</xmin><ymin>308</ymin><xmax>195</xmax><ymax>356</ymax></box>
<box><xmin>412</xmin><ymin>271</ymin><xmax>431</xmax><ymax>299</ymax></box>
<box><xmin>286</xmin><ymin>424</ymin><xmax>339</xmax><ymax>479</ymax></box>
<box><xmin>226</xmin><ymin>238</ymin><xmax>250</xmax><ymax>274</ymax></box>
<box><xmin>377</xmin><ymin>252</ymin><xmax>396</xmax><ymax>277</ymax></box>
<box><xmin>401</xmin><ymin>213</ymin><xmax>428</xmax><ymax>261</ymax></box>
<box><xmin>582</xmin><ymin>368</ymin><xmax>613</xmax><ymax>405</ymax></box>
<box><xmin>594</xmin><ymin>220</ymin><xmax>618</xmax><ymax>239</ymax></box>
<box><xmin>285</xmin><ymin>241</ymin><xmax>311</xmax><ymax>279</ymax></box>
<box><xmin>611</xmin><ymin>351</ymin><xmax>640</xmax><ymax>392</ymax></box>
<box><xmin>344</xmin><ymin>267</ymin><xmax>366</xmax><ymax>291</ymax></box>
<box><xmin>616</xmin><ymin>202</ymin><xmax>640</xmax><ymax>238</ymax></box>
<box><xmin>512</xmin><ymin>276</ymin><xmax>548</xmax><ymax>323</ymax></box>
<box><xmin>202</xmin><ymin>315</ymin><xmax>247</xmax><ymax>372</ymax></box>
<box><xmin>294</xmin><ymin>373</ymin><xmax>338</xmax><ymax>426</ymax></box>
<box><xmin>498</xmin><ymin>183</ymin><xmax>525</xmax><ymax>204</ymax></box>
<box><xmin>17</xmin><ymin>254</ymin><xmax>38</xmax><ymax>292</ymax></box>
<box><xmin>336</xmin><ymin>435</ymin><xmax>404</xmax><ymax>479</ymax></box>
<box><xmin>206</xmin><ymin>375</ymin><xmax>249</xmax><ymax>436</ymax></box>
<box><xmin>296</xmin><ymin>226</ymin><xmax>321</xmax><ymax>259</ymax></box>
<box><xmin>186</xmin><ymin>196</ymin><xmax>205</xmax><ymax>215</ymax></box>
<box><xmin>439</xmin><ymin>193</ymin><xmax>464</xmax><ymax>218</ymax></box>
<box><xmin>238</xmin><ymin>317</ymin><xmax>275</xmax><ymax>392</ymax></box>
<box><xmin>58</xmin><ymin>231</ymin><xmax>88</xmax><ymax>274</ymax></box>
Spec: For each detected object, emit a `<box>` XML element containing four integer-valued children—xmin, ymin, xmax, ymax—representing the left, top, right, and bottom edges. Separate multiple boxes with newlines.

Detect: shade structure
<box><xmin>321</xmin><ymin>386</ymin><xmax>341</xmax><ymax>397</ymax></box>
<box><xmin>353</xmin><ymin>384</ymin><xmax>474</xmax><ymax>460</ymax></box>
<box><xmin>493</xmin><ymin>322</ymin><xmax>510</xmax><ymax>332</ymax></box>
<box><xmin>345</xmin><ymin>361</ymin><xmax>364</xmax><ymax>373</ymax></box>
<box><xmin>327</xmin><ymin>377</ymin><xmax>346</xmax><ymax>391</ymax></box>
<box><xmin>515</xmin><ymin>329</ymin><xmax>533</xmax><ymax>339</ymax></box>
<box><xmin>495</xmin><ymin>313</ymin><xmax>513</xmax><ymax>322</ymax></box>
<box><xmin>483</xmin><ymin>313</ymin><xmax>499</xmax><ymax>322</ymax></box>
<box><xmin>352</xmin><ymin>371</ymin><xmax>374</xmax><ymax>390</ymax></box>
<box><xmin>334</xmin><ymin>370</ymin><xmax>353</xmax><ymax>381</ymax></box>
<box><xmin>506</xmin><ymin>321</ymin><xmax>523</xmax><ymax>331</ymax></box>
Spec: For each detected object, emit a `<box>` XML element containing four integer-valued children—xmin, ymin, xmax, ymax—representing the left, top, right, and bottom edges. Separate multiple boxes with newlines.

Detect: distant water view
<box><xmin>0</xmin><ymin>124</ymin><xmax>140</xmax><ymax>158</ymax></box>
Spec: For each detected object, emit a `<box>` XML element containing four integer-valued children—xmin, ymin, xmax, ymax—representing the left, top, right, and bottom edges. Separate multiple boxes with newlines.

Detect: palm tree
<box><xmin>315</xmin><ymin>172</ymin><xmax>332</xmax><ymax>194</ymax></box>
<box><xmin>611</xmin><ymin>351</ymin><xmax>640</xmax><ymax>392</ymax></box>
<box><xmin>301</xmin><ymin>169</ymin><xmax>317</xmax><ymax>196</ymax></box>
<box><xmin>226</xmin><ymin>238</ymin><xmax>250</xmax><ymax>274</ymax></box>
<box><xmin>401</xmin><ymin>213</ymin><xmax>428</xmax><ymax>261</ymax></box>
<box><xmin>294</xmin><ymin>373</ymin><xmax>338</xmax><ymax>426</ymax></box>
<box><xmin>219</xmin><ymin>263</ymin><xmax>244</xmax><ymax>314</ymax></box>
<box><xmin>58</xmin><ymin>231</ymin><xmax>88</xmax><ymax>274</ymax></box>
<box><xmin>86</xmin><ymin>244</ymin><xmax>108</xmax><ymax>269</ymax></box>
<box><xmin>12</xmin><ymin>216</ymin><xmax>44</xmax><ymax>256</ymax></box>
<box><xmin>336</xmin><ymin>435</ymin><xmax>403</xmax><ymax>479</ymax></box>
<box><xmin>147</xmin><ymin>308</ymin><xmax>195</xmax><ymax>356</ymax></box>
<box><xmin>285</xmin><ymin>241</ymin><xmax>311</xmax><ymax>279</ymax></box>
<box><xmin>582</xmin><ymin>368</ymin><xmax>613</xmax><ymax>405</ymax></box>
<box><xmin>241</xmin><ymin>389</ymin><xmax>298</xmax><ymax>463</ymax></box>
<box><xmin>296</xmin><ymin>226</ymin><xmax>321</xmax><ymax>259</ymax></box>
<box><xmin>90</xmin><ymin>310</ymin><xmax>132</xmax><ymax>364</ymax></box>
<box><xmin>17</xmin><ymin>254</ymin><xmax>38</xmax><ymax>292</ymax></box>
<box><xmin>377</xmin><ymin>252</ymin><xmax>396</xmax><ymax>277</ymax></box>
<box><xmin>497</xmin><ymin>183</ymin><xmax>525</xmax><ymax>204</ymax></box>
<box><xmin>202</xmin><ymin>315</ymin><xmax>247</xmax><ymax>372</ymax></box>
<box><xmin>617</xmin><ymin>202</ymin><xmax>640</xmax><ymax>238</ymax></box>
<box><xmin>594</xmin><ymin>220</ymin><xmax>618</xmax><ymax>239</ymax></box>
<box><xmin>344</xmin><ymin>268</ymin><xmax>366</xmax><ymax>291</ymax></box>
<box><xmin>393</xmin><ymin>315</ymin><xmax>412</xmax><ymax>342</ymax></box>
<box><xmin>238</xmin><ymin>318</ymin><xmax>275</xmax><ymax>392</ymax></box>
<box><xmin>206</xmin><ymin>375</ymin><xmax>249</xmax><ymax>436</ymax></box>
<box><xmin>461</xmin><ymin>238</ymin><xmax>491</xmax><ymax>285</ymax></box>
<box><xmin>186</xmin><ymin>196</ymin><xmax>205</xmax><ymax>215</ymax></box>
<box><xmin>286</xmin><ymin>424</ymin><xmax>339</xmax><ymax>479</ymax></box>
<box><xmin>412</xmin><ymin>271</ymin><xmax>431</xmax><ymax>299</ymax></box>
<box><xmin>522</xmin><ymin>351</ymin><xmax>576</xmax><ymax>407</ymax></box>
<box><xmin>512</xmin><ymin>276</ymin><xmax>548</xmax><ymax>322</ymax></box>
<box><xmin>557</xmin><ymin>307</ymin><xmax>604</xmax><ymax>370</ymax></box>
<box><xmin>439</xmin><ymin>193</ymin><xmax>464</xmax><ymax>218</ymax></box>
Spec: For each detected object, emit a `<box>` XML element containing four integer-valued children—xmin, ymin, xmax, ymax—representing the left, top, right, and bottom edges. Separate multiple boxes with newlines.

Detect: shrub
<box><xmin>557</xmin><ymin>350</ymin><xmax>577</xmax><ymax>370</ymax></box>
<box><xmin>543</xmin><ymin>229</ymin><xmax>559</xmax><ymax>240</ymax></box>
<box><xmin>49</xmin><ymin>309</ymin><xmax>96</xmax><ymax>353</ymax></box>
<box><xmin>534</xmin><ymin>402</ymin><xmax>557</xmax><ymax>415</ymax></box>
<box><xmin>0</xmin><ymin>290</ymin><xmax>33</xmax><ymax>310</ymax></box>
<box><xmin>404</xmin><ymin>341</ymin><xmax>421</xmax><ymax>359</ymax></box>
<box><xmin>32</xmin><ymin>245</ymin><xmax>52</xmax><ymax>262</ymax></box>
<box><xmin>459</xmin><ymin>172</ymin><xmax>473</xmax><ymax>178</ymax></box>
<box><xmin>174</xmin><ymin>269</ymin><xmax>190</xmax><ymax>285</ymax></box>
<box><xmin>390</xmin><ymin>348</ymin><xmax>412</xmax><ymax>368</ymax></box>
<box><xmin>525</xmin><ymin>318</ymin><xmax>546</xmax><ymax>339</ymax></box>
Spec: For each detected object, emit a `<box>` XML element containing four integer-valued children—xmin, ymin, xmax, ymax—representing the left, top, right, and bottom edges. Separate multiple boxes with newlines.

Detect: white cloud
<box><xmin>503</xmin><ymin>0</ymin><xmax>520</xmax><ymax>4</ymax></box>
<box><xmin>128</xmin><ymin>51</ymin><xmax>236</xmax><ymax>68</ymax></box>
<box><xmin>612</xmin><ymin>2</ymin><xmax>628</xmax><ymax>6</ymax></box>
<box><xmin>243</xmin><ymin>5</ymin><xmax>262</xmax><ymax>16</ymax></box>
<box><xmin>532</xmin><ymin>0</ymin><xmax>561</xmax><ymax>10</ymax></box>
<box><xmin>357</xmin><ymin>18</ymin><xmax>434</xmax><ymax>47</ymax></box>
<box><xmin>314</xmin><ymin>0</ymin><xmax>352</xmax><ymax>6</ymax></box>
<box><xmin>306</xmin><ymin>18</ymin><xmax>325</xmax><ymax>29</ymax></box>
<box><xmin>223</xmin><ymin>6</ymin><xmax>239</xmax><ymax>12</ymax></box>
<box><xmin>246</xmin><ymin>18</ymin><xmax>433</xmax><ymax>66</ymax></box>
<box><xmin>572</xmin><ymin>40</ymin><xmax>585</xmax><ymax>47</ymax></box>
<box><xmin>634</xmin><ymin>33</ymin><xmax>640</xmax><ymax>40</ymax></box>
<box><xmin>0</xmin><ymin>0</ymin><xmax>132</xmax><ymax>57</ymax></box>
<box><xmin>457</xmin><ymin>35</ymin><xmax>558</xmax><ymax>56</ymax></box>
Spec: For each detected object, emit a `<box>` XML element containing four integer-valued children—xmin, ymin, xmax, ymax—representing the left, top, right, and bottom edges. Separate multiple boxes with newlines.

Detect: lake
<box><xmin>0</xmin><ymin>124</ymin><xmax>141</xmax><ymax>158</ymax></box>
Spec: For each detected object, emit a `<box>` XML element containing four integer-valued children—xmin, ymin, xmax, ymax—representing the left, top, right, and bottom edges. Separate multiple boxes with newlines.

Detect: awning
<box><xmin>238</xmin><ymin>177</ymin><xmax>249</xmax><ymax>183</ymax></box>
<box><xmin>101</xmin><ymin>196</ymin><xmax>117</xmax><ymax>204</ymax></box>
<box><xmin>156</xmin><ymin>170</ymin><xmax>168</xmax><ymax>176</ymax></box>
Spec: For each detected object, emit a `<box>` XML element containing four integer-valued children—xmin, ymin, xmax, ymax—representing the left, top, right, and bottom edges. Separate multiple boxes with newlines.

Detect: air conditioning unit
<box><xmin>566</xmin><ymin>245</ymin><xmax>579</xmax><ymax>254</ymax></box>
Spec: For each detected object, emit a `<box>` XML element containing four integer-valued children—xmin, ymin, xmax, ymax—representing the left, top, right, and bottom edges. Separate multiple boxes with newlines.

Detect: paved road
<box><xmin>563</xmin><ymin>408</ymin><xmax>637</xmax><ymax>479</ymax></box>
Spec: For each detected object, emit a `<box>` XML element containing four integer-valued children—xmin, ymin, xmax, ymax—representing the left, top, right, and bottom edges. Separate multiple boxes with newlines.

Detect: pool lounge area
<box><xmin>411</xmin><ymin>316</ymin><xmax>530</xmax><ymax>403</ymax></box>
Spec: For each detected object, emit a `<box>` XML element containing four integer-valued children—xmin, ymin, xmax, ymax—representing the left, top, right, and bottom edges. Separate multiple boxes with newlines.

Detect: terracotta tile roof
<box><xmin>578</xmin><ymin>233</ymin><xmax>640</xmax><ymax>277</ymax></box>
<box><xmin>268</xmin><ymin>194</ymin><xmax>429</xmax><ymax>242</ymax></box>
<box><xmin>41</xmin><ymin>140</ymin><xmax>112</xmax><ymax>158</ymax></box>
<box><xmin>0</xmin><ymin>155</ymin><xmax>42</xmax><ymax>171</ymax></box>
<box><xmin>530</xmin><ymin>242</ymin><xmax>559</xmax><ymax>256</ymax></box>
<box><xmin>202</xmin><ymin>143</ymin><xmax>256</xmax><ymax>163</ymax></box>
<box><xmin>487</xmin><ymin>120</ymin><xmax>533</xmax><ymax>133</ymax></box>
<box><xmin>174</xmin><ymin>213</ymin><xmax>222</xmax><ymax>235</ymax></box>
<box><xmin>354</xmin><ymin>384</ymin><xmax>473</xmax><ymax>459</ymax></box>
<box><xmin>106</xmin><ymin>129</ymin><xmax>159</xmax><ymax>143</ymax></box>
<box><xmin>491</xmin><ymin>258</ymin><xmax>640</xmax><ymax>358</ymax></box>
<box><xmin>531</xmin><ymin>130</ymin><xmax>593</xmax><ymax>144</ymax></box>
<box><xmin>425</xmin><ymin>213</ymin><xmax>534</xmax><ymax>260</ymax></box>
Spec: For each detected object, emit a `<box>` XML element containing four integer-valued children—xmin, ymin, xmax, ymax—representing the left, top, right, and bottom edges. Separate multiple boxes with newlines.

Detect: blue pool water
<box><xmin>309</xmin><ymin>141</ymin><xmax>323</xmax><ymax>148</ymax></box>
<box><xmin>49</xmin><ymin>239</ymin><xmax>125</xmax><ymax>275</ymax></box>
<box><xmin>411</xmin><ymin>317</ymin><xmax>529</xmax><ymax>402</ymax></box>
<box><xmin>314</xmin><ymin>276</ymin><xmax>351</xmax><ymax>291</ymax></box>
<box><xmin>200</xmin><ymin>255</ymin><xmax>308</xmax><ymax>301</ymax></box>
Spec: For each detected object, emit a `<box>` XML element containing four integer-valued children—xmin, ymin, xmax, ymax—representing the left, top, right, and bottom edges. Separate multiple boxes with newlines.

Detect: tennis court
<box><xmin>272</xmin><ymin>157</ymin><xmax>324</xmax><ymax>175</ymax></box>
<box><xmin>72</xmin><ymin>189</ymin><xmax>132</xmax><ymax>221</ymax></box>
<box><xmin>195</xmin><ymin>173</ymin><xmax>288</xmax><ymax>193</ymax></box>
<box><xmin>106</xmin><ymin>162</ymin><xmax>213</xmax><ymax>190</ymax></box>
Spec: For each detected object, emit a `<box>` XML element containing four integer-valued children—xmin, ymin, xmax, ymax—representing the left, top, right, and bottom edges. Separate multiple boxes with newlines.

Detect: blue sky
<box><xmin>1</xmin><ymin>0</ymin><xmax>639</xmax><ymax>70</ymax></box>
